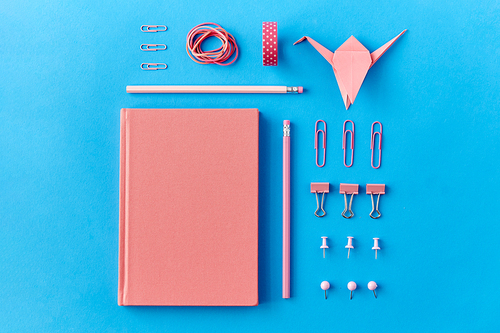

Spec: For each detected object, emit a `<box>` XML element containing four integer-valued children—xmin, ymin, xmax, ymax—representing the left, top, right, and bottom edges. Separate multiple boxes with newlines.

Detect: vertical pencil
<box><xmin>283</xmin><ymin>120</ymin><xmax>291</xmax><ymax>298</ymax></box>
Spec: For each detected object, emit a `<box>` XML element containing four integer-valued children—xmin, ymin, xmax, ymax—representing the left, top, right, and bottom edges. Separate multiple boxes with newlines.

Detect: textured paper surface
<box><xmin>118</xmin><ymin>108</ymin><xmax>259</xmax><ymax>306</ymax></box>
<box><xmin>294</xmin><ymin>30</ymin><xmax>406</xmax><ymax>109</ymax></box>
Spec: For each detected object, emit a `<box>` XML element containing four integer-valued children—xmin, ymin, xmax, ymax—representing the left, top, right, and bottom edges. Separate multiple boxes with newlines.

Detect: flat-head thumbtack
<box><xmin>321</xmin><ymin>281</ymin><xmax>330</xmax><ymax>299</ymax></box>
<box><xmin>347</xmin><ymin>281</ymin><xmax>357</xmax><ymax>300</ymax></box>
<box><xmin>368</xmin><ymin>281</ymin><xmax>378</xmax><ymax>298</ymax></box>
<box><xmin>372</xmin><ymin>238</ymin><xmax>380</xmax><ymax>259</ymax></box>
<box><xmin>320</xmin><ymin>237</ymin><xmax>329</xmax><ymax>258</ymax></box>
<box><xmin>345</xmin><ymin>236</ymin><xmax>354</xmax><ymax>258</ymax></box>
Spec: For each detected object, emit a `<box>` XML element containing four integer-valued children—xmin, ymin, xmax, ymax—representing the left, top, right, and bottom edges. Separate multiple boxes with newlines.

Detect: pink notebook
<box><xmin>118</xmin><ymin>108</ymin><xmax>259</xmax><ymax>306</ymax></box>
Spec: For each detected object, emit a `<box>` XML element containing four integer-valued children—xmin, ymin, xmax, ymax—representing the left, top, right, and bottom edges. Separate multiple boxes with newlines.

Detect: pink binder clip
<box><xmin>339</xmin><ymin>183</ymin><xmax>358</xmax><ymax>219</ymax></box>
<box><xmin>371</xmin><ymin>122</ymin><xmax>382</xmax><ymax>169</ymax></box>
<box><xmin>343</xmin><ymin>120</ymin><xmax>354</xmax><ymax>167</ymax></box>
<box><xmin>366</xmin><ymin>184</ymin><xmax>385</xmax><ymax>219</ymax></box>
<box><xmin>315</xmin><ymin>120</ymin><xmax>326</xmax><ymax>167</ymax></box>
<box><xmin>311</xmin><ymin>182</ymin><xmax>329</xmax><ymax>217</ymax></box>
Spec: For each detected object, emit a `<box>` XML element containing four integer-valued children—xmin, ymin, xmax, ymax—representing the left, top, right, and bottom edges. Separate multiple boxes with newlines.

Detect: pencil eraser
<box><xmin>283</xmin><ymin>120</ymin><xmax>290</xmax><ymax>125</ymax></box>
<box><xmin>298</xmin><ymin>87</ymin><xmax>303</xmax><ymax>94</ymax></box>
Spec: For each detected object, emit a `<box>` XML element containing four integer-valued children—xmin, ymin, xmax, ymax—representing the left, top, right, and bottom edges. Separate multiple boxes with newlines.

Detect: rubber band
<box><xmin>186</xmin><ymin>23</ymin><xmax>239</xmax><ymax>66</ymax></box>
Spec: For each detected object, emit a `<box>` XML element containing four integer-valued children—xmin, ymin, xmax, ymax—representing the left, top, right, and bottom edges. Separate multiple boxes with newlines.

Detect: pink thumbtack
<box><xmin>372</xmin><ymin>238</ymin><xmax>380</xmax><ymax>259</ymax></box>
<box><xmin>345</xmin><ymin>236</ymin><xmax>354</xmax><ymax>258</ymax></box>
<box><xmin>347</xmin><ymin>281</ymin><xmax>357</xmax><ymax>300</ymax></box>
<box><xmin>320</xmin><ymin>237</ymin><xmax>329</xmax><ymax>258</ymax></box>
<box><xmin>368</xmin><ymin>281</ymin><xmax>378</xmax><ymax>298</ymax></box>
<box><xmin>321</xmin><ymin>281</ymin><xmax>330</xmax><ymax>299</ymax></box>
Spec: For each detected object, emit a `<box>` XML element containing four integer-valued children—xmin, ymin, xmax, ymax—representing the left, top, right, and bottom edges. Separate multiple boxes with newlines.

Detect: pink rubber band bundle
<box><xmin>186</xmin><ymin>23</ymin><xmax>239</xmax><ymax>66</ymax></box>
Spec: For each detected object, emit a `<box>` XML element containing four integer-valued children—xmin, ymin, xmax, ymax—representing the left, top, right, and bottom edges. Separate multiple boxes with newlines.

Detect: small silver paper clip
<box><xmin>140</xmin><ymin>44</ymin><xmax>167</xmax><ymax>51</ymax></box>
<box><xmin>141</xmin><ymin>25</ymin><xmax>167</xmax><ymax>32</ymax></box>
<box><xmin>141</xmin><ymin>63</ymin><xmax>167</xmax><ymax>70</ymax></box>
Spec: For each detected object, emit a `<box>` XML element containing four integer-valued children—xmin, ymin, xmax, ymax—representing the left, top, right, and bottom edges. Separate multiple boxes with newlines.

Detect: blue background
<box><xmin>1</xmin><ymin>0</ymin><xmax>500</xmax><ymax>332</ymax></box>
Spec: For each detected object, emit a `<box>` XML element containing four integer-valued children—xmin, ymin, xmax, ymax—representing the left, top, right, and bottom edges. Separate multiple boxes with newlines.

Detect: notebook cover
<box><xmin>118</xmin><ymin>108</ymin><xmax>259</xmax><ymax>306</ymax></box>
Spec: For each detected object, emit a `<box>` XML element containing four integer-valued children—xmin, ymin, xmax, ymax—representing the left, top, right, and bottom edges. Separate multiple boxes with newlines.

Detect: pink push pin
<box><xmin>372</xmin><ymin>238</ymin><xmax>380</xmax><ymax>259</ymax></box>
<box><xmin>347</xmin><ymin>281</ymin><xmax>357</xmax><ymax>300</ymax></box>
<box><xmin>368</xmin><ymin>281</ymin><xmax>378</xmax><ymax>298</ymax></box>
<box><xmin>321</xmin><ymin>281</ymin><xmax>330</xmax><ymax>299</ymax></box>
<box><xmin>345</xmin><ymin>236</ymin><xmax>354</xmax><ymax>258</ymax></box>
<box><xmin>320</xmin><ymin>237</ymin><xmax>329</xmax><ymax>258</ymax></box>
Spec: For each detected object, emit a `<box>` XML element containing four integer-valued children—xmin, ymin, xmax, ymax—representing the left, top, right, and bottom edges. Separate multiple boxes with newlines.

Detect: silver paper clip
<box><xmin>343</xmin><ymin>120</ymin><xmax>354</xmax><ymax>168</ymax></box>
<box><xmin>141</xmin><ymin>25</ymin><xmax>167</xmax><ymax>32</ymax></box>
<box><xmin>311</xmin><ymin>183</ymin><xmax>329</xmax><ymax>217</ymax></box>
<box><xmin>371</xmin><ymin>121</ymin><xmax>382</xmax><ymax>169</ymax></box>
<box><xmin>366</xmin><ymin>184</ymin><xmax>385</xmax><ymax>219</ymax></box>
<box><xmin>141</xmin><ymin>63</ymin><xmax>167</xmax><ymax>70</ymax></box>
<box><xmin>140</xmin><ymin>44</ymin><xmax>167</xmax><ymax>51</ymax></box>
<box><xmin>339</xmin><ymin>183</ymin><xmax>358</xmax><ymax>219</ymax></box>
<box><xmin>315</xmin><ymin>120</ymin><xmax>326</xmax><ymax>167</ymax></box>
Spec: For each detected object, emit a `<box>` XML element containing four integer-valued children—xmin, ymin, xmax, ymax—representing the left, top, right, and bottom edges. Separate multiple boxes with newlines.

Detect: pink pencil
<box><xmin>126</xmin><ymin>85</ymin><xmax>303</xmax><ymax>94</ymax></box>
<box><xmin>283</xmin><ymin>120</ymin><xmax>291</xmax><ymax>299</ymax></box>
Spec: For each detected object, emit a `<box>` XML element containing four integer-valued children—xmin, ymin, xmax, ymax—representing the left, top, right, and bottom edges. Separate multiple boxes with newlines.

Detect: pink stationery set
<box><xmin>121</xmin><ymin>24</ymin><xmax>404</xmax><ymax>303</ymax></box>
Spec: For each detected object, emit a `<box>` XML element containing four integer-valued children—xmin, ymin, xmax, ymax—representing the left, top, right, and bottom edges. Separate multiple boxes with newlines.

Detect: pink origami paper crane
<box><xmin>294</xmin><ymin>30</ymin><xmax>406</xmax><ymax>110</ymax></box>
